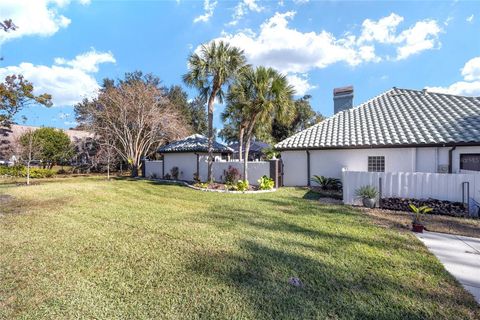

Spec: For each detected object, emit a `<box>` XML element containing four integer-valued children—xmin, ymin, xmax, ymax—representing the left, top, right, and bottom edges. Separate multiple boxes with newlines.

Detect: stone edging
<box><xmin>142</xmin><ymin>178</ymin><xmax>277</xmax><ymax>194</ymax></box>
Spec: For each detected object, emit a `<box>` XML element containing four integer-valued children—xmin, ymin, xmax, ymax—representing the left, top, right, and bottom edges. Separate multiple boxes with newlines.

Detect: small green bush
<box><xmin>310</xmin><ymin>175</ymin><xmax>342</xmax><ymax>191</ymax></box>
<box><xmin>236</xmin><ymin>180</ymin><xmax>249</xmax><ymax>192</ymax></box>
<box><xmin>258</xmin><ymin>175</ymin><xmax>274</xmax><ymax>190</ymax></box>
<box><xmin>0</xmin><ymin>165</ymin><xmax>55</xmax><ymax>178</ymax></box>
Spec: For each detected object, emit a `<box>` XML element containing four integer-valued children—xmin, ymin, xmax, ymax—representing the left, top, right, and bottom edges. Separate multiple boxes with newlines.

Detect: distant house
<box><xmin>228</xmin><ymin>140</ymin><xmax>271</xmax><ymax>161</ymax></box>
<box><xmin>275</xmin><ymin>87</ymin><xmax>480</xmax><ymax>186</ymax></box>
<box><xmin>0</xmin><ymin>124</ymin><xmax>93</xmax><ymax>164</ymax></box>
<box><xmin>157</xmin><ymin>134</ymin><xmax>233</xmax><ymax>181</ymax></box>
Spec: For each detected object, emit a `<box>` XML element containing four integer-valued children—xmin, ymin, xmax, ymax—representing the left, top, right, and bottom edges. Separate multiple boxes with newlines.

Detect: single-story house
<box><xmin>228</xmin><ymin>140</ymin><xmax>271</xmax><ymax>161</ymax></box>
<box><xmin>275</xmin><ymin>87</ymin><xmax>480</xmax><ymax>186</ymax></box>
<box><xmin>157</xmin><ymin>134</ymin><xmax>233</xmax><ymax>181</ymax></box>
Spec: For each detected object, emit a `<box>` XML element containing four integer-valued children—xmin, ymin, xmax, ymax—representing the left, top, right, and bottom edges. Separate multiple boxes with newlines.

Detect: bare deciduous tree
<box><xmin>81</xmin><ymin>77</ymin><xmax>189</xmax><ymax>176</ymax></box>
<box><xmin>19</xmin><ymin>129</ymin><xmax>41</xmax><ymax>185</ymax></box>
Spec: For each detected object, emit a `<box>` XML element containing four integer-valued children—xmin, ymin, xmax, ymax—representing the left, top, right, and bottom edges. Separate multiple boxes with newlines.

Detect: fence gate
<box><xmin>269</xmin><ymin>159</ymin><xmax>283</xmax><ymax>188</ymax></box>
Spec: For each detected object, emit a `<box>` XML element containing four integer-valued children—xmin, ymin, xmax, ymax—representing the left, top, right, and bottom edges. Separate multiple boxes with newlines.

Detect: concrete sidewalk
<box><xmin>416</xmin><ymin>231</ymin><xmax>480</xmax><ymax>304</ymax></box>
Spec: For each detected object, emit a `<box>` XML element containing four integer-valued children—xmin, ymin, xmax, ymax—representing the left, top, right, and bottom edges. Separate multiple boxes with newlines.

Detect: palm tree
<box><xmin>183</xmin><ymin>41</ymin><xmax>247</xmax><ymax>182</ymax></box>
<box><xmin>228</xmin><ymin>66</ymin><xmax>295</xmax><ymax>182</ymax></box>
<box><xmin>221</xmin><ymin>100</ymin><xmax>249</xmax><ymax>161</ymax></box>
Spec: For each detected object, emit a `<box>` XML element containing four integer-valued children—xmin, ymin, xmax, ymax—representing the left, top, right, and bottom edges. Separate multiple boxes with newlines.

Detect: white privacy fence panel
<box><xmin>211</xmin><ymin>161</ymin><xmax>270</xmax><ymax>186</ymax></box>
<box><xmin>144</xmin><ymin>160</ymin><xmax>163</xmax><ymax>178</ymax></box>
<box><xmin>343</xmin><ymin>171</ymin><xmax>480</xmax><ymax>208</ymax></box>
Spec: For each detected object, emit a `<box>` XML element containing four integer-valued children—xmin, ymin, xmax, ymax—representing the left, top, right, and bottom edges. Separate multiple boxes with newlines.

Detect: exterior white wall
<box><xmin>281</xmin><ymin>151</ymin><xmax>308</xmax><ymax>186</ymax></box>
<box><xmin>144</xmin><ymin>160</ymin><xmax>163</xmax><ymax>178</ymax></box>
<box><xmin>211</xmin><ymin>161</ymin><xmax>270</xmax><ymax>185</ymax></box>
<box><xmin>155</xmin><ymin>153</ymin><xmax>270</xmax><ymax>185</ymax></box>
<box><xmin>281</xmin><ymin>146</ymin><xmax>480</xmax><ymax>186</ymax></box>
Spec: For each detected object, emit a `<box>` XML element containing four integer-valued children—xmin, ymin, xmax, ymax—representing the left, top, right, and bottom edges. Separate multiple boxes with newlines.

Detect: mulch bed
<box><xmin>360</xmin><ymin>206</ymin><xmax>480</xmax><ymax>238</ymax></box>
<box><xmin>194</xmin><ymin>182</ymin><xmax>259</xmax><ymax>191</ymax></box>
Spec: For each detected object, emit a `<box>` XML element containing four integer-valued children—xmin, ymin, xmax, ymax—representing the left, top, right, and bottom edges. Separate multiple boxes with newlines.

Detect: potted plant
<box><xmin>409</xmin><ymin>204</ymin><xmax>432</xmax><ymax>233</ymax></box>
<box><xmin>355</xmin><ymin>185</ymin><xmax>378</xmax><ymax>208</ymax></box>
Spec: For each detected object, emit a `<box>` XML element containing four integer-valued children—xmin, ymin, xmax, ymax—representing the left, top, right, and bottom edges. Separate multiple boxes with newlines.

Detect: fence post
<box><xmin>269</xmin><ymin>159</ymin><xmax>280</xmax><ymax>188</ymax></box>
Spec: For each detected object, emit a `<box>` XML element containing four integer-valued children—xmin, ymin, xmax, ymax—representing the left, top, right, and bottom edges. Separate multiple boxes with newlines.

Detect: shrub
<box><xmin>0</xmin><ymin>165</ymin><xmax>55</xmax><ymax>178</ymax></box>
<box><xmin>170</xmin><ymin>167</ymin><xmax>179</xmax><ymax>180</ymax></box>
<box><xmin>355</xmin><ymin>185</ymin><xmax>378</xmax><ymax>199</ymax></box>
<box><xmin>310</xmin><ymin>175</ymin><xmax>342</xmax><ymax>191</ymax></box>
<box><xmin>236</xmin><ymin>180</ymin><xmax>249</xmax><ymax>192</ymax></box>
<box><xmin>164</xmin><ymin>173</ymin><xmax>171</xmax><ymax>180</ymax></box>
<box><xmin>224</xmin><ymin>166</ymin><xmax>241</xmax><ymax>184</ymax></box>
<box><xmin>258</xmin><ymin>175</ymin><xmax>274</xmax><ymax>190</ymax></box>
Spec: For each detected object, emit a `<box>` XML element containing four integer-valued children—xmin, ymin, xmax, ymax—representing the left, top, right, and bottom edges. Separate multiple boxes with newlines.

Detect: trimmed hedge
<box><xmin>0</xmin><ymin>165</ymin><xmax>55</xmax><ymax>179</ymax></box>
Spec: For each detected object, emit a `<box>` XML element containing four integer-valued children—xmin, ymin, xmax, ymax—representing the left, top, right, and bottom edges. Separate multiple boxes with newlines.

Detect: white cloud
<box><xmin>426</xmin><ymin>56</ymin><xmax>480</xmax><ymax>96</ymax></box>
<box><xmin>0</xmin><ymin>0</ymin><xmax>89</xmax><ymax>44</ymax></box>
<box><xmin>461</xmin><ymin>57</ymin><xmax>480</xmax><ymax>81</ymax></box>
<box><xmin>228</xmin><ymin>0</ymin><xmax>264</xmax><ymax>26</ymax></box>
<box><xmin>293</xmin><ymin>0</ymin><xmax>309</xmax><ymax>4</ymax></box>
<box><xmin>467</xmin><ymin>14</ymin><xmax>474</xmax><ymax>23</ymax></box>
<box><xmin>54</xmin><ymin>49</ymin><xmax>116</xmax><ymax>72</ymax></box>
<box><xmin>0</xmin><ymin>49</ymin><xmax>116</xmax><ymax>106</ymax></box>
<box><xmin>218</xmin><ymin>11</ymin><xmax>366</xmax><ymax>74</ymax></box>
<box><xmin>395</xmin><ymin>20</ymin><xmax>442</xmax><ymax>60</ymax></box>
<box><xmin>212</xmin><ymin>11</ymin><xmax>442</xmax><ymax>74</ymax></box>
<box><xmin>193</xmin><ymin>0</ymin><xmax>218</xmax><ymax>23</ymax></box>
<box><xmin>286</xmin><ymin>74</ymin><xmax>316</xmax><ymax>96</ymax></box>
<box><xmin>358</xmin><ymin>13</ymin><xmax>404</xmax><ymax>44</ymax></box>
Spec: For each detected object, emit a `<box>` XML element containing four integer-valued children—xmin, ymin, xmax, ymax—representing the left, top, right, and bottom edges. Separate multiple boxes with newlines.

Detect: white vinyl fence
<box><xmin>343</xmin><ymin>170</ymin><xmax>480</xmax><ymax>214</ymax></box>
<box><xmin>144</xmin><ymin>159</ymin><xmax>270</xmax><ymax>186</ymax></box>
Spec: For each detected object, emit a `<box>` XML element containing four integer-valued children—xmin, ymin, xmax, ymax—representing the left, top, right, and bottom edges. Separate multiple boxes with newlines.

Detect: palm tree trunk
<box><xmin>238</xmin><ymin>126</ymin><xmax>244</xmax><ymax>162</ymax></box>
<box><xmin>207</xmin><ymin>88</ymin><xmax>218</xmax><ymax>182</ymax></box>
<box><xmin>243</xmin><ymin>115</ymin><xmax>258</xmax><ymax>182</ymax></box>
<box><xmin>243</xmin><ymin>135</ymin><xmax>251</xmax><ymax>181</ymax></box>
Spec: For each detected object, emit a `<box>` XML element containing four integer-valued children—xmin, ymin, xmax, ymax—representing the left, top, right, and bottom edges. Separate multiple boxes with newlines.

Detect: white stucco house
<box><xmin>275</xmin><ymin>87</ymin><xmax>480</xmax><ymax>187</ymax></box>
<box><xmin>157</xmin><ymin>134</ymin><xmax>233</xmax><ymax>181</ymax></box>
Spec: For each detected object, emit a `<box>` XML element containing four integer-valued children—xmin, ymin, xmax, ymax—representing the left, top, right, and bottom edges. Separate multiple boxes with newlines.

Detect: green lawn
<box><xmin>0</xmin><ymin>177</ymin><xmax>479</xmax><ymax>319</ymax></box>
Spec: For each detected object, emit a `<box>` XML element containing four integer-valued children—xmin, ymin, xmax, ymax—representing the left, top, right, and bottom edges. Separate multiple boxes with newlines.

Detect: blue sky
<box><xmin>0</xmin><ymin>0</ymin><xmax>479</xmax><ymax>133</ymax></box>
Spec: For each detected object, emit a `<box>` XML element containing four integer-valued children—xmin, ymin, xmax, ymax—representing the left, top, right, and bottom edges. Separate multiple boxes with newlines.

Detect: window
<box><xmin>368</xmin><ymin>156</ymin><xmax>385</xmax><ymax>172</ymax></box>
<box><xmin>460</xmin><ymin>154</ymin><xmax>480</xmax><ymax>171</ymax></box>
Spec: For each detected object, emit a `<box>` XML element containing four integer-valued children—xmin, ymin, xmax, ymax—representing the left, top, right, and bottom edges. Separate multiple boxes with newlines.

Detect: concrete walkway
<box><xmin>416</xmin><ymin>231</ymin><xmax>480</xmax><ymax>304</ymax></box>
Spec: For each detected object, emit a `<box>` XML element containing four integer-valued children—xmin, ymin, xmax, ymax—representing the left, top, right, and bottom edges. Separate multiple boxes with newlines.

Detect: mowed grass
<box><xmin>0</xmin><ymin>177</ymin><xmax>478</xmax><ymax>319</ymax></box>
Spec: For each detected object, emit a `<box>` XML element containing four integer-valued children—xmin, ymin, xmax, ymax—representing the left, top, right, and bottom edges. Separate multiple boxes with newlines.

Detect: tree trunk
<box><xmin>243</xmin><ymin>135</ymin><xmax>251</xmax><ymax>182</ymax></box>
<box><xmin>26</xmin><ymin>161</ymin><xmax>31</xmax><ymax>185</ymax></box>
<box><xmin>207</xmin><ymin>88</ymin><xmax>218</xmax><ymax>182</ymax></box>
<box><xmin>243</xmin><ymin>115</ymin><xmax>259</xmax><ymax>182</ymax></box>
<box><xmin>238</xmin><ymin>126</ymin><xmax>244</xmax><ymax>162</ymax></box>
<box><xmin>131</xmin><ymin>162</ymin><xmax>139</xmax><ymax>177</ymax></box>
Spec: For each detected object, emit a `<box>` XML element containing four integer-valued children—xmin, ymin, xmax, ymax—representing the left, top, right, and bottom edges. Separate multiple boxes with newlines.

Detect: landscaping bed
<box><xmin>360</xmin><ymin>207</ymin><xmax>480</xmax><ymax>238</ymax></box>
<box><xmin>380</xmin><ymin>197</ymin><xmax>468</xmax><ymax>217</ymax></box>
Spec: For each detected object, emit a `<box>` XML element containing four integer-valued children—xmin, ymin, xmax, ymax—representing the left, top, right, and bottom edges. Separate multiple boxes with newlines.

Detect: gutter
<box><xmin>448</xmin><ymin>145</ymin><xmax>457</xmax><ymax>173</ymax></box>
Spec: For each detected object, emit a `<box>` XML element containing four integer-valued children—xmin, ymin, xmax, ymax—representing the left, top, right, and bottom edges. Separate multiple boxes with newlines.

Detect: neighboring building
<box><xmin>228</xmin><ymin>140</ymin><xmax>271</xmax><ymax>161</ymax></box>
<box><xmin>275</xmin><ymin>87</ymin><xmax>480</xmax><ymax>186</ymax></box>
<box><xmin>157</xmin><ymin>134</ymin><xmax>233</xmax><ymax>181</ymax></box>
<box><xmin>0</xmin><ymin>124</ymin><xmax>93</xmax><ymax>164</ymax></box>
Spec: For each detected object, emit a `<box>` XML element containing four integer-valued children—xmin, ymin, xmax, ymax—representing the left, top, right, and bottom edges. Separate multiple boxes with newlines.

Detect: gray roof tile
<box><xmin>158</xmin><ymin>134</ymin><xmax>233</xmax><ymax>153</ymax></box>
<box><xmin>275</xmin><ymin>88</ymin><xmax>480</xmax><ymax>150</ymax></box>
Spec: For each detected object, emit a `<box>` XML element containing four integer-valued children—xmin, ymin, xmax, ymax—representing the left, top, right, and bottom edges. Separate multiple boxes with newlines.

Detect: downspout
<box><xmin>306</xmin><ymin>150</ymin><xmax>311</xmax><ymax>187</ymax></box>
<box><xmin>448</xmin><ymin>146</ymin><xmax>456</xmax><ymax>173</ymax></box>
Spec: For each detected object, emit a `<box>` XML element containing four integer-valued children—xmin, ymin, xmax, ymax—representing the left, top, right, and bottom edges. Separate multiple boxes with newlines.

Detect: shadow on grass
<box><xmin>185</xmin><ymin>236</ymin><xmax>479</xmax><ymax>319</ymax></box>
